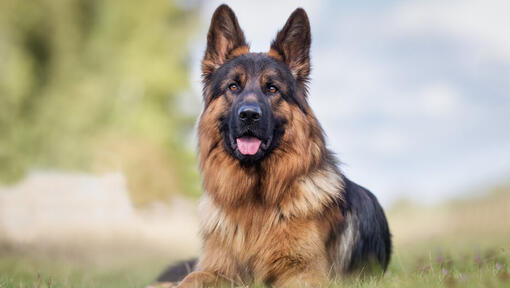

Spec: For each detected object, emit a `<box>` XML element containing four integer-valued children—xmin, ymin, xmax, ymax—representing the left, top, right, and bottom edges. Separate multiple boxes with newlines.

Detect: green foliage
<box><xmin>0</xmin><ymin>0</ymin><xmax>201</xmax><ymax>204</ymax></box>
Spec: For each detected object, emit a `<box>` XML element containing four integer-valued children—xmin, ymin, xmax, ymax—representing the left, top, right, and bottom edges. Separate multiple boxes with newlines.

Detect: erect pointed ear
<box><xmin>202</xmin><ymin>5</ymin><xmax>249</xmax><ymax>79</ymax></box>
<box><xmin>269</xmin><ymin>8</ymin><xmax>311</xmax><ymax>82</ymax></box>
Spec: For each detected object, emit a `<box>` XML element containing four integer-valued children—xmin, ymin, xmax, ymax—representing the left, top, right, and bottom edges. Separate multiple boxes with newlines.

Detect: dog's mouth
<box><xmin>229</xmin><ymin>133</ymin><xmax>273</xmax><ymax>157</ymax></box>
<box><xmin>236</xmin><ymin>137</ymin><xmax>261</xmax><ymax>155</ymax></box>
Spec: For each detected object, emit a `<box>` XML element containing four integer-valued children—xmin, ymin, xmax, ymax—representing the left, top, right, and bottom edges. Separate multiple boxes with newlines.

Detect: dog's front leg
<box><xmin>260</xmin><ymin>254</ymin><xmax>329</xmax><ymax>288</ymax></box>
<box><xmin>273</xmin><ymin>269</ymin><xmax>328</xmax><ymax>288</ymax></box>
<box><xmin>176</xmin><ymin>271</ymin><xmax>230</xmax><ymax>288</ymax></box>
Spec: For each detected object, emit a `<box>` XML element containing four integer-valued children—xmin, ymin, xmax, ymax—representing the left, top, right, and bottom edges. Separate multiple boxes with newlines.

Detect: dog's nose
<box><xmin>238</xmin><ymin>104</ymin><xmax>262</xmax><ymax>123</ymax></box>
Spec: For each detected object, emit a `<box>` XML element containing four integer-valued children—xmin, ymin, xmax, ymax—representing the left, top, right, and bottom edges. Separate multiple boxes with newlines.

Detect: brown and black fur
<box><xmin>154</xmin><ymin>4</ymin><xmax>391</xmax><ymax>288</ymax></box>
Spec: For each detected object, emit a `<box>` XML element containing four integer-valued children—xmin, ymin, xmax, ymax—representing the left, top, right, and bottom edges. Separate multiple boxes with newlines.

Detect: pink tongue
<box><xmin>236</xmin><ymin>137</ymin><xmax>262</xmax><ymax>155</ymax></box>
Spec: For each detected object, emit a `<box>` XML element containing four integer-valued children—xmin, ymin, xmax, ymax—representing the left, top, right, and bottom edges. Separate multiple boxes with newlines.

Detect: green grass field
<box><xmin>1</xmin><ymin>247</ymin><xmax>508</xmax><ymax>287</ymax></box>
<box><xmin>1</xmin><ymin>186</ymin><xmax>509</xmax><ymax>287</ymax></box>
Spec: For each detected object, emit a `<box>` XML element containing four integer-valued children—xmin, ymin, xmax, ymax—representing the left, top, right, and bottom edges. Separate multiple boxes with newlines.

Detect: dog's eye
<box><xmin>228</xmin><ymin>83</ymin><xmax>239</xmax><ymax>92</ymax></box>
<box><xmin>267</xmin><ymin>85</ymin><xmax>278</xmax><ymax>94</ymax></box>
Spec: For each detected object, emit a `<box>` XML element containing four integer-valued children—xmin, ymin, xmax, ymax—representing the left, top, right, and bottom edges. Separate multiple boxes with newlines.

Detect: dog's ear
<box><xmin>202</xmin><ymin>5</ymin><xmax>248</xmax><ymax>79</ymax></box>
<box><xmin>270</xmin><ymin>8</ymin><xmax>311</xmax><ymax>82</ymax></box>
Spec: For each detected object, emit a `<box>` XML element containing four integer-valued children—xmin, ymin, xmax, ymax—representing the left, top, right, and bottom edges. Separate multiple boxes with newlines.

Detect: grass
<box><xmin>1</xmin><ymin>246</ymin><xmax>508</xmax><ymax>287</ymax></box>
<box><xmin>1</xmin><ymin>186</ymin><xmax>509</xmax><ymax>287</ymax></box>
<box><xmin>0</xmin><ymin>243</ymin><xmax>173</xmax><ymax>288</ymax></box>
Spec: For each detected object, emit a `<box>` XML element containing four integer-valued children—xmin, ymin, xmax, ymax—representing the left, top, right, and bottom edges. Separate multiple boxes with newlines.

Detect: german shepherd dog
<box><xmin>155</xmin><ymin>4</ymin><xmax>391</xmax><ymax>287</ymax></box>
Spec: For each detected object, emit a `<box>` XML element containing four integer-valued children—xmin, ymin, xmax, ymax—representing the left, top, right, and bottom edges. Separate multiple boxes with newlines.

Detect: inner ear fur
<box><xmin>202</xmin><ymin>4</ymin><xmax>249</xmax><ymax>80</ymax></box>
<box><xmin>270</xmin><ymin>8</ymin><xmax>311</xmax><ymax>83</ymax></box>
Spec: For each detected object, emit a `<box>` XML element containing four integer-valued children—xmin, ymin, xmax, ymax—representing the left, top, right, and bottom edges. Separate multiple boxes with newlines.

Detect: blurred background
<box><xmin>0</xmin><ymin>0</ymin><xmax>509</xmax><ymax>287</ymax></box>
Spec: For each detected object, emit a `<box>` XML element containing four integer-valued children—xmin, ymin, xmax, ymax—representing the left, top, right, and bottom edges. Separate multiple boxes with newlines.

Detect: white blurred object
<box><xmin>0</xmin><ymin>171</ymin><xmax>199</xmax><ymax>254</ymax></box>
<box><xmin>0</xmin><ymin>172</ymin><xmax>133</xmax><ymax>240</ymax></box>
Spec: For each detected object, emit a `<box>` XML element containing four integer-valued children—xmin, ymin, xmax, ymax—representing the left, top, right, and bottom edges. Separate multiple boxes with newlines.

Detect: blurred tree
<box><xmin>0</xmin><ymin>0</ymin><xmax>201</xmax><ymax>205</ymax></box>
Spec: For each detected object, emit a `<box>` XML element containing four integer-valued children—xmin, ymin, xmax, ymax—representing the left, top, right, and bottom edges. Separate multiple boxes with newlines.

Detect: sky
<box><xmin>187</xmin><ymin>0</ymin><xmax>510</xmax><ymax>207</ymax></box>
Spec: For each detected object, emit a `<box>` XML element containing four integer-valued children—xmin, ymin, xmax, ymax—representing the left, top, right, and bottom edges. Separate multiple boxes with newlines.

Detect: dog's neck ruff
<box><xmin>203</xmin><ymin>164</ymin><xmax>343</xmax><ymax>218</ymax></box>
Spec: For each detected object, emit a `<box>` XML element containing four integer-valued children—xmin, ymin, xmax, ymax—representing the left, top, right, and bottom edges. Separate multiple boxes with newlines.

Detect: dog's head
<box><xmin>199</xmin><ymin>4</ymin><xmax>315</xmax><ymax>166</ymax></box>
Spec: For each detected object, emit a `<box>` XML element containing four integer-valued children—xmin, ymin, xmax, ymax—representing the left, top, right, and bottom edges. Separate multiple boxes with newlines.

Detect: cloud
<box><xmin>388</xmin><ymin>0</ymin><xmax>510</xmax><ymax>63</ymax></box>
<box><xmin>417</xmin><ymin>83</ymin><xmax>460</xmax><ymax>118</ymax></box>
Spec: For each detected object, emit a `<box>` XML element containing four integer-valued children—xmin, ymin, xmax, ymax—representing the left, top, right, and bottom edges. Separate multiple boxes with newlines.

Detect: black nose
<box><xmin>238</xmin><ymin>104</ymin><xmax>262</xmax><ymax>123</ymax></box>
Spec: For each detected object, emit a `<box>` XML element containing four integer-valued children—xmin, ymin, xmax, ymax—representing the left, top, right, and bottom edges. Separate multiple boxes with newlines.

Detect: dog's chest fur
<box><xmin>197</xmin><ymin>167</ymin><xmax>344</xmax><ymax>282</ymax></box>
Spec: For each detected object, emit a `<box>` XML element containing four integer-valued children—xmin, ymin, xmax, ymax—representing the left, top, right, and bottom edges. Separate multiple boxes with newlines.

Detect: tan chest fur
<box><xmin>197</xmin><ymin>168</ymin><xmax>344</xmax><ymax>283</ymax></box>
